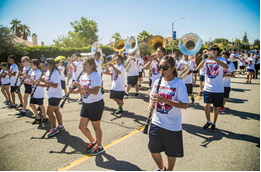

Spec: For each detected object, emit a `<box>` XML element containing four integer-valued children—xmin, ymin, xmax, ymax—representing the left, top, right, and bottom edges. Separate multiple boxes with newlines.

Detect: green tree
<box><xmin>253</xmin><ymin>39</ymin><xmax>260</xmax><ymax>49</ymax></box>
<box><xmin>10</xmin><ymin>19</ymin><xmax>21</xmax><ymax>37</ymax></box>
<box><xmin>20</xmin><ymin>24</ymin><xmax>31</xmax><ymax>40</ymax></box>
<box><xmin>112</xmin><ymin>32</ymin><xmax>121</xmax><ymax>41</ymax></box>
<box><xmin>137</xmin><ymin>30</ymin><xmax>150</xmax><ymax>42</ymax></box>
<box><xmin>70</xmin><ymin>16</ymin><xmax>98</xmax><ymax>46</ymax></box>
<box><xmin>242</xmin><ymin>31</ymin><xmax>249</xmax><ymax>43</ymax></box>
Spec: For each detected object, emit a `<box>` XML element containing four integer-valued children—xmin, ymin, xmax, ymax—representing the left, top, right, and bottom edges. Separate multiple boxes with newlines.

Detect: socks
<box><xmin>21</xmin><ymin>110</ymin><xmax>25</xmax><ymax>113</ymax></box>
<box><xmin>97</xmin><ymin>146</ymin><xmax>103</xmax><ymax>149</ymax></box>
<box><xmin>58</xmin><ymin>125</ymin><xmax>63</xmax><ymax>128</ymax></box>
<box><xmin>212</xmin><ymin>123</ymin><xmax>216</xmax><ymax>126</ymax></box>
<box><xmin>207</xmin><ymin>121</ymin><xmax>211</xmax><ymax>124</ymax></box>
<box><xmin>91</xmin><ymin>140</ymin><xmax>96</xmax><ymax>144</ymax></box>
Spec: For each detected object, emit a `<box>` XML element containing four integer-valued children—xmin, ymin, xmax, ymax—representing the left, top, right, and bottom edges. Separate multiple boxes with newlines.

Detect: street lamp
<box><xmin>172</xmin><ymin>17</ymin><xmax>185</xmax><ymax>54</ymax></box>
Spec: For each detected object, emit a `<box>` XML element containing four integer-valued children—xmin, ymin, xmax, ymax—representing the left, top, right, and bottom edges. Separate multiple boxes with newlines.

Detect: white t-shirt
<box><xmin>109</xmin><ymin>64</ymin><xmax>125</xmax><ymax>91</ymax></box>
<box><xmin>203</xmin><ymin>57</ymin><xmax>227</xmax><ymax>93</ymax></box>
<box><xmin>10</xmin><ymin>63</ymin><xmax>20</xmax><ymax>86</ymax></box>
<box><xmin>79</xmin><ymin>72</ymin><xmax>103</xmax><ymax>103</ymax></box>
<box><xmin>199</xmin><ymin>67</ymin><xmax>205</xmax><ymax>76</ymax></box>
<box><xmin>58</xmin><ymin>66</ymin><xmax>65</xmax><ymax>81</ymax></box>
<box><xmin>229</xmin><ymin>53</ymin><xmax>239</xmax><ymax>62</ymax></box>
<box><xmin>71</xmin><ymin>60</ymin><xmax>83</xmax><ymax>81</ymax></box>
<box><xmin>127</xmin><ymin>56</ymin><xmax>139</xmax><ymax>76</ymax></box>
<box><xmin>239</xmin><ymin>58</ymin><xmax>245</xmax><ymax>66</ymax></box>
<box><xmin>31</xmin><ymin>69</ymin><xmax>45</xmax><ymax>98</ymax></box>
<box><xmin>177</xmin><ymin>59</ymin><xmax>194</xmax><ymax>84</ymax></box>
<box><xmin>150</xmin><ymin>77</ymin><xmax>190</xmax><ymax>131</ymax></box>
<box><xmin>23</xmin><ymin>65</ymin><xmax>33</xmax><ymax>82</ymax></box>
<box><xmin>44</xmin><ymin>69</ymin><xmax>62</xmax><ymax>98</ymax></box>
<box><xmin>1</xmin><ymin>70</ymin><xmax>11</xmax><ymax>84</ymax></box>
<box><xmin>95</xmin><ymin>60</ymin><xmax>103</xmax><ymax>75</ymax></box>
<box><xmin>223</xmin><ymin>62</ymin><xmax>236</xmax><ymax>87</ymax></box>
<box><xmin>137</xmin><ymin>57</ymin><xmax>144</xmax><ymax>72</ymax></box>
<box><xmin>150</xmin><ymin>60</ymin><xmax>160</xmax><ymax>88</ymax></box>
<box><xmin>247</xmin><ymin>58</ymin><xmax>255</xmax><ymax>70</ymax></box>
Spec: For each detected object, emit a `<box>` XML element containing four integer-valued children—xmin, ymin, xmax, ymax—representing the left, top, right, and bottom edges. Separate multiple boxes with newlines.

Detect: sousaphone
<box><xmin>125</xmin><ymin>36</ymin><xmax>139</xmax><ymax>72</ymax></box>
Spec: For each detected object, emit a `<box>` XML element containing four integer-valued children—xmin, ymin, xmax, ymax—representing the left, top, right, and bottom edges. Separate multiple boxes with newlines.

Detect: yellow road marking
<box><xmin>56</xmin><ymin>125</ymin><xmax>145</xmax><ymax>171</ymax></box>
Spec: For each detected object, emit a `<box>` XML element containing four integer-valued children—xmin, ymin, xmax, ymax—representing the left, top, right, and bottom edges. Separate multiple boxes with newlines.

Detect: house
<box><xmin>13</xmin><ymin>33</ymin><xmax>38</xmax><ymax>47</ymax></box>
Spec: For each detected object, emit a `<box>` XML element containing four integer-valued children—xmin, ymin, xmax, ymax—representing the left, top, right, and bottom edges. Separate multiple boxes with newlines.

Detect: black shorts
<box><xmin>239</xmin><ymin>66</ymin><xmax>245</xmax><ymax>69</ymax></box>
<box><xmin>255</xmin><ymin>64</ymin><xmax>260</xmax><ymax>70</ymax></box>
<box><xmin>233</xmin><ymin>61</ymin><xmax>238</xmax><ymax>70</ymax></box>
<box><xmin>199</xmin><ymin>75</ymin><xmax>205</xmax><ymax>82</ymax></box>
<box><xmin>127</xmin><ymin>76</ymin><xmax>139</xmax><ymax>87</ymax></box>
<box><xmin>2</xmin><ymin>83</ymin><xmax>10</xmax><ymax>86</ymax></box>
<box><xmin>139</xmin><ymin>72</ymin><xmax>143</xmax><ymax>78</ymax></box>
<box><xmin>30</xmin><ymin>97</ymin><xmax>44</xmax><ymax>105</ymax></box>
<box><xmin>185</xmin><ymin>84</ymin><xmax>193</xmax><ymax>95</ymax></box>
<box><xmin>193</xmin><ymin>69</ymin><xmax>198</xmax><ymax>73</ymax></box>
<box><xmin>224</xmin><ymin>87</ymin><xmax>231</xmax><ymax>98</ymax></box>
<box><xmin>61</xmin><ymin>80</ymin><xmax>66</xmax><ymax>89</ymax></box>
<box><xmin>148</xmin><ymin>123</ymin><xmax>183</xmax><ymax>157</ymax></box>
<box><xmin>80</xmin><ymin>99</ymin><xmax>104</xmax><ymax>121</ymax></box>
<box><xmin>24</xmin><ymin>83</ymin><xmax>32</xmax><ymax>94</ymax></box>
<box><xmin>149</xmin><ymin>79</ymin><xmax>152</xmax><ymax>86</ymax></box>
<box><xmin>11</xmin><ymin>86</ymin><xmax>20</xmax><ymax>93</ymax></box>
<box><xmin>110</xmin><ymin>90</ymin><xmax>125</xmax><ymax>100</ymax></box>
<box><xmin>48</xmin><ymin>98</ymin><xmax>62</xmax><ymax>106</ymax></box>
<box><xmin>204</xmin><ymin>91</ymin><xmax>224</xmax><ymax>107</ymax></box>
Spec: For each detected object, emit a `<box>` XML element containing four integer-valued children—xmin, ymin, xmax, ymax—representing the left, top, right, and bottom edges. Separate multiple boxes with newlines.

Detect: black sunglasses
<box><xmin>209</xmin><ymin>48</ymin><xmax>217</xmax><ymax>51</ymax></box>
<box><xmin>158</xmin><ymin>65</ymin><xmax>172</xmax><ymax>71</ymax></box>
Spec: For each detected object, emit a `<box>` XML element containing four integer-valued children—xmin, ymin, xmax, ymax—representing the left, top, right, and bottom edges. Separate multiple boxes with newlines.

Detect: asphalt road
<box><xmin>0</xmin><ymin>70</ymin><xmax>259</xmax><ymax>171</ymax></box>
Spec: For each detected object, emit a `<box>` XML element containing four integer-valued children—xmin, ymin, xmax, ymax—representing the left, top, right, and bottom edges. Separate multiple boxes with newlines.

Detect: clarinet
<box><xmin>31</xmin><ymin>67</ymin><xmax>46</xmax><ymax>98</ymax></box>
<box><xmin>143</xmin><ymin>75</ymin><xmax>163</xmax><ymax>134</ymax></box>
<box><xmin>15</xmin><ymin>67</ymin><xmax>31</xmax><ymax>93</ymax></box>
<box><xmin>59</xmin><ymin>70</ymin><xmax>84</xmax><ymax>108</ymax></box>
<box><xmin>14</xmin><ymin>65</ymin><xmax>23</xmax><ymax>87</ymax></box>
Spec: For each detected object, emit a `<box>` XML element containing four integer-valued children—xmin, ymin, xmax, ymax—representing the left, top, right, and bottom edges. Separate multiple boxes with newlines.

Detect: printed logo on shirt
<box><xmin>152</xmin><ymin>62</ymin><xmax>159</xmax><ymax>75</ymax></box>
<box><xmin>45</xmin><ymin>75</ymin><xmax>51</xmax><ymax>91</ymax></box>
<box><xmin>113</xmin><ymin>71</ymin><xmax>118</xmax><ymax>81</ymax></box>
<box><xmin>81</xmin><ymin>79</ymin><xmax>91</xmax><ymax>99</ymax></box>
<box><xmin>31</xmin><ymin>74</ymin><xmax>36</xmax><ymax>88</ymax></box>
<box><xmin>155</xmin><ymin>86</ymin><xmax>176</xmax><ymax>114</ymax></box>
<box><xmin>206</xmin><ymin>62</ymin><xmax>220</xmax><ymax>78</ymax></box>
<box><xmin>248</xmin><ymin>61</ymin><xmax>252</xmax><ymax>66</ymax></box>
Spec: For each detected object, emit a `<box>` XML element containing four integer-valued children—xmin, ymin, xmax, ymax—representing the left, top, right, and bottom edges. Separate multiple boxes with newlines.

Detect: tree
<box><xmin>242</xmin><ymin>31</ymin><xmax>249</xmax><ymax>43</ymax></box>
<box><xmin>137</xmin><ymin>30</ymin><xmax>150</xmax><ymax>42</ymax></box>
<box><xmin>253</xmin><ymin>39</ymin><xmax>260</xmax><ymax>49</ymax></box>
<box><xmin>53</xmin><ymin>32</ymin><xmax>87</xmax><ymax>48</ymax></box>
<box><xmin>70</xmin><ymin>16</ymin><xmax>98</xmax><ymax>46</ymax></box>
<box><xmin>112</xmin><ymin>32</ymin><xmax>121</xmax><ymax>41</ymax></box>
<box><xmin>10</xmin><ymin>19</ymin><xmax>21</xmax><ymax>37</ymax></box>
<box><xmin>20</xmin><ymin>24</ymin><xmax>31</xmax><ymax>40</ymax></box>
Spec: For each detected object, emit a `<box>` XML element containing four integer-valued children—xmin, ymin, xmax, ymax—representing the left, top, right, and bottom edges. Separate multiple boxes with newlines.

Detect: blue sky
<box><xmin>0</xmin><ymin>0</ymin><xmax>260</xmax><ymax>46</ymax></box>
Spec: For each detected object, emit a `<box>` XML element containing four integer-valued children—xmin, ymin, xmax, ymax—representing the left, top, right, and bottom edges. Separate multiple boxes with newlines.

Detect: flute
<box><xmin>15</xmin><ymin>67</ymin><xmax>31</xmax><ymax>93</ymax></box>
<box><xmin>143</xmin><ymin>75</ymin><xmax>163</xmax><ymax>134</ymax></box>
<box><xmin>31</xmin><ymin>67</ymin><xmax>46</xmax><ymax>98</ymax></box>
<box><xmin>59</xmin><ymin>70</ymin><xmax>84</xmax><ymax>108</ymax></box>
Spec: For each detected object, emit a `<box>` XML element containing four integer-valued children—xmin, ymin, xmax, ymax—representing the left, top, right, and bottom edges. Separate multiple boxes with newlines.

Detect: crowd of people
<box><xmin>0</xmin><ymin>46</ymin><xmax>259</xmax><ymax>170</ymax></box>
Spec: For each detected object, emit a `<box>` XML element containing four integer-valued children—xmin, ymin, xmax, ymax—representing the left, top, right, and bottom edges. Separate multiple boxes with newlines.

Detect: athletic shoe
<box><xmin>220</xmin><ymin>107</ymin><xmax>225</xmax><ymax>112</ymax></box>
<box><xmin>210</xmin><ymin>124</ymin><xmax>216</xmax><ymax>132</ymax></box>
<box><xmin>239</xmin><ymin>72</ymin><xmax>242</xmax><ymax>74</ymax></box>
<box><xmin>191</xmin><ymin>96</ymin><xmax>195</xmax><ymax>104</ymax></box>
<box><xmin>199</xmin><ymin>91</ymin><xmax>203</xmax><ymax>96</ymax></box>
<box><xmin>77</xmin><ymin>98</ymin><xmax>83</xmax><ymax>104</ymax></box>
<box><xmin>135</xmin><ymin>93</ymin><xmax>140</xmax><ymax>97</ymax></box>
<box><xmin>3</xmin><ymin>100</ymin><xmax>7</xmax><ymax>104</ymax></box>
<box><xmin>32</xmin><ymin>118</ymin><xmax>42</xmax><ymax>124</ymax></box>
<box><xmin>18</xmin><ymin>104</ymin><xmax>23</xmax><ymax>108</ymax></box>
<box><xmin>115</xmin><ymin>108</ymin><xmax>123</xmax><ymax>114</ymax></box>
<box><xmin>42</xmin><ymin>118</ymin><xmax>49</xmax><ymax>123</ymax></box>
<box><xmin>124</xmin><ymin>92</ymin><xmax>129</xmax><ymax>96</ymax></box>
<box><xmin>56</xmin><ymin>125</ymin><xmax>65</xmax><ymax>131</ymax></box>
<box><xmin>48</xmin><ymin>128</ymin><xmax>59</xmax><ymax>137</ymax></box>
<box><xmin>203</xmin><ymin>122</ymin><xmax>212</xmax><ymax>130</ymax></box>
<box><xmin>139</xmin><ymin>85</ymin><xmax>141</xmax><ymax>87</ymax></box>
<box><xmin>37</xmin><ymin>107</ymin><xmax>41</xmax><ymax>111</ymax></box>
<box><xmin>157</xmin><ymin>167</ymin><xmax>166</xmax><ymax>171</ymax></box>
<box><xmin>86</xmin><ymin>141</ymin><xmax>97</xmax><ymax>153</ymax></box>
<box><xmin>8</xmin><ymin>104</ymin><xmax>17</xmax><ymax>108</ymax></box>
<box><xmin>15</xmin><ymin>111</ymin><xmax>26</xmax><ymax>116</ymax></box>
<box><xmin>5</xmin><ymin>100</ymin><xmax>12</xmax><ymax>105</ymax></box>
<box><xmin>90</xmin><ymin>146</ymin><xmax>105</xmax><ymax>155</ymax></box>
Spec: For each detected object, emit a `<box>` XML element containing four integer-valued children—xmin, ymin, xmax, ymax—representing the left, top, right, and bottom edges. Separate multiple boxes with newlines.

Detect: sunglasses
<box><xmin>209</xmin><ymin>48</ymin><xmax>217</xmax><ymax>51</ymax></box>
<box><xmin>158</xmin><ymin>65</ymin><xmax>172</xmax><ymax>71</ymax></box>
<box><xmin>45</xmin><ymin>63</ymin><xmax>52</xmax><ymax>66</ymax></box>
<box><xmin>21</xmin><ymin>61</ymin><xmax>26</xmax><ymax>63</ymax></box>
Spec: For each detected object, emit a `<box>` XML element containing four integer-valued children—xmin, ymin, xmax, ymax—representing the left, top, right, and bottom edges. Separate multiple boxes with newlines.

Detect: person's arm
<box><xmin>39</xmin><ymin>78</ymin><xmax>58</xmax><ymax>88</ymax></box>
<box><xmin>209</xmin><ymin>56</ymin><xmax>228</xmax><ymax>69</ymax></box>
<box><xmin>111</xmin><ymin>65</ymin><xmax>121</xmax><ymax>74</ymax></box>
<box><xmin>144</xmin><ymin>60</ymin><xmax>152</xmax><ymax>70</ymax></box>
<box><xmin>73</xmin><ymin>81</ymin><xmax>101</xmax><ymax>95</ymax></box>
<box><xmin>151</xmin><ymin>93</ymin><xmax>188</xmax><ymax>109</ymax></box>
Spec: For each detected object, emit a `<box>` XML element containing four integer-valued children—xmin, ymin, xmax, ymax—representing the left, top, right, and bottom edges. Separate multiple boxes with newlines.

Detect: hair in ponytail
<box><xmin>30</xmin><ymin>59</ymin><xmax>40</xmax><ymax>69</ymax></box>
<box><xmin>46</xmin><ymin>58</ymin><xmax>60</xmax><ymax>78</ymax></box>
<box><xmin>162</xmin><ymin>55</ymin><xmax>177</xmax><ymax>77</ymax></box>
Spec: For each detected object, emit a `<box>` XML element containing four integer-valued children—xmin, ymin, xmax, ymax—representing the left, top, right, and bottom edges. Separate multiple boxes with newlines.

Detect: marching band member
<box><xmin>16</xmin><ymin>56</ymin><xmax>33</xmax><ymax>116</ymax></box>
<box><xmin>254</xmin><ymin>51</ymin><xmax>260</xmax><ymax>79</ymax></box>
<box><xmin>94</xmin><ymin>52</ymin><xmax>104</xmax><ymax>94</ymax></box>
<box><xmin>220</xmin><ymin>51</ymin><xmax>236</xmax><ymax>112</ymax></box>
<box><xmin>144</xmin><ymin>46</ymin><xmax>166</xmax><ymax>89</ymax></box>
<box><xmin>147</xmin><ymin>55</ymin><xmax>189</xmax><ymax>171</ymax></box>
<box><xmin>39</xmin><ymin>58</ymin><xmax>64</xmax><ymax>137</ymax></box>
<box><xmin>24</xmin><ymin>59</ymin><xmax>48</xmax><ymax>124</ymax></box>
<box><xmin>177</xmin><ymin>54</ymin><xmax>195</xmax><ymax>103</ymax></box>
<box><xmin>197</xmin><ymin>45</ymin><xmax>228</xmax><ymax>132</ymax></box>
<box><xmin>199</xmin><ymin>50</ymin><xmax>207</xmax><ymax>96</ymax></box>
<box><xmin>137</xmin><ymin>55</ymin><xmax>144</xmax><ymax>87</ymax></box>
<box><xmin>125</xmin><ymin>52</ymin><xmax>140</xmax><ymax>97</ymax></box>
<box><xmin>105</xmin><ymin>55</ymin><xmax>125</xmax><ymax>114</ymax></box>
<box><xmin>5</xmin><ymin>55</ymin><xmax>23</xmax><ymax>108</ymax></box>
<box><xmin>229</xmin><ymin>49</ymin><xmax>239</xmax><ymax>72</ymax></box>
<box><xmin>239</xmin><ymin>54</ymin><xmax>246</xmax><ymax>74</ymax></box>
<box><xmin>0</xmin><ymin>62</ymin><xmax>11</xmax><ymax>105</ymax></box>
<box><xmin>245</xmin><ymin>52</ymin><xmax>255</xmax><ymax>83</ymax></box>
<box><xmin>58</xmin><ymin>60</ymin><xmax>68</xmax><ymax>96</ymax></box>
<box><xmin>68</xmin><ymin>53</ymin><xmax>83</xmax><ymax>103</ymax></box>
<box><xmin>71</xmin><ymin>57</ymin><xmax>105</xmax><ymax>156</ymax></box>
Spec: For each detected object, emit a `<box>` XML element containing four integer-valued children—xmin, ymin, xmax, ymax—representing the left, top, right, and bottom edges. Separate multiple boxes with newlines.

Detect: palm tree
<box><xmin>20</xmin><ymin>24</ymin><xmax>31</xmax><ymax>40</ymax></box>
<box><xmin>137</xmin><ymin>30</ymin><xmax>150</xmax><ymax>42</ymax></box>
<box><xmin>10</xmin><ymin>19</ymin><xmax>21</xmax><ymax>37</ymax></box>
<box><xmin>112</xmin><ymin>32</ymin><xmax>121</xmax><ymax>41</ymax></box>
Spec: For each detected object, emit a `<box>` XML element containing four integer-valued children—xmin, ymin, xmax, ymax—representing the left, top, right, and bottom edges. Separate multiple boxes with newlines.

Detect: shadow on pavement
<box><xmin>95</xmin><ymin>152</ymin><xmax>142</xmax><ymax>171</ymax></box>
<box><xmin>226</xmin><ymin>97</ymin><xmax>248</xmax><ymax>104</ymax></box>
<box><xmin>231</xmin><ymin>88</ymin><xmax>251</xmax><ymax>92</ymax></box>
<box><xmin>231</xmin><ymin>81</ymin><xmax>260</xmax><ymax>85</ymax></box>
<box><xmin>124</xmin><ymin>93</ymin><xmax>150</xmax><ymax>103</ymax></box>
<box><xmin>182</xmin><ymin>123</ymin><xmax>260</xmax><ymax>148</ymax></box>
